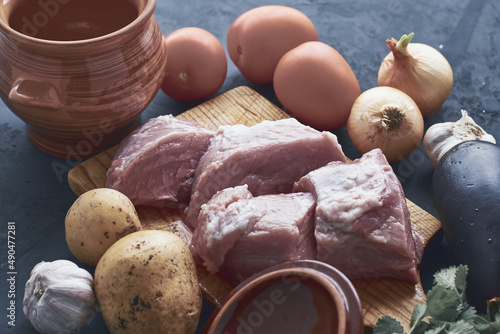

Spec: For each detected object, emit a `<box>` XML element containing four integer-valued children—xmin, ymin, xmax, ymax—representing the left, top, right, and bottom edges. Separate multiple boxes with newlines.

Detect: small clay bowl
<box><xmin>204</xmin><ymin>260</ymin><xmax>364</xmax><ymax>334</ymax></box>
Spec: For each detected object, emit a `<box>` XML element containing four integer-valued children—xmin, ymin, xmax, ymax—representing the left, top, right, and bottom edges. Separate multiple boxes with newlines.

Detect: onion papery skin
<box><xmin>378</xmin><ymin>42</ymin><xmax>453</xmax><ymax>117</ymax></box>
<box><xmin>347</xmin><ymin>86</ymin><xmax>424</xmax><ymax>163</ymax></box>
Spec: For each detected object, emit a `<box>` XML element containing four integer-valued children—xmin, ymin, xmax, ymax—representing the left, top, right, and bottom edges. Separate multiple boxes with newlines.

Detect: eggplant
<box><xmin>432</xmin><ymin>140</ymin><xmax>500</xmax><ymax>312</ymax></box>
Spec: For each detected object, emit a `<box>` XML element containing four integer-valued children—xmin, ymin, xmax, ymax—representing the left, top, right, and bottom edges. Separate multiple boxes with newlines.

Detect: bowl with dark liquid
<box><xmin>0</xmin><ymin>0</ymin><xmax>167</xmax><ymax>158</ymax></box>
<box><xmin>204</xmin><ymin>260</ymin><xmax>364</xmax><ymax>334</ymax></box>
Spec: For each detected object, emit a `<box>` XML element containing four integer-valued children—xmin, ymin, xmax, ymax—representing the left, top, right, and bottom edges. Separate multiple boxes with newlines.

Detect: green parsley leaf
<box><xmin>410</xmin><ymin>303</ymin><xmax>427</xmax><ymax>325</ymax></box>
<box><xmin>447</xmin><ymin>319</ymin><xmax>480</xmax><ymax>334</ymax></box>
<box><xmin>426</xmin><ymin>285</ymin><xmax>461</xmax><ymax>322</ymax></box>
<box><xmin>372</xmin><ymin>265</ymin><xmax>500</xmax><ymax>334</ymax></box>
<box><xmin>433</xmin><ymin>266</ymin><xmax>459</xmax><ymax>290</ymax></box>
<box><xmin>407</xmin><ymin>303</ymin><xmax>432</xmax><ymax>334</ymax></box>
<box><xmin>486</xmin><ymin>321</ymin><xmax>500</xmax><ymax>334</ymax></box>
<box><xmin>407</xmin><ymin>319</ymin><xmax>431</xmax><ymax>334</ymax></box>
<box><xmin>420</xmin><ymin>323</ymin><xmax>447</xmax><ymax>334</ymax></box>
<box><xmin>373</xmin><ymin>316</ymin><xmax>405</xmax><ymax>334</ymax></box>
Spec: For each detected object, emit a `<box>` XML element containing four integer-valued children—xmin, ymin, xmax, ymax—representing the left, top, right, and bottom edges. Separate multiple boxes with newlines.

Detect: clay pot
<box><xmin>0</xmin><ymin>0</ymin><xmax>167</xmax><ymax>158</ymax></box>
<box><xmin>204</xmin><ymin>260</ymin><xmax>364</xmax><ymax>334</ymax></box>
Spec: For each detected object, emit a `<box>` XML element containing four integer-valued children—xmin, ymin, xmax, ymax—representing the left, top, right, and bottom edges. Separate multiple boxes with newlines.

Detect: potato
<box><xmin>94</xmin><ymin>230</ymin><xmax>202</xmax><ymax>334</ymax></box>
<box><xmin>65</xmin><ymin>188</ymin><xmax>141</xmax><ymax>266</ymax></box>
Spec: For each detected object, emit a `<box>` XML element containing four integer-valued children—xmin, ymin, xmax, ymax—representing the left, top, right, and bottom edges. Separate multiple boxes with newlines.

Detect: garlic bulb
<box><xmin>423</xmin><ymin>109</ymin><xmax>496</xmax><ymax>168</ymax></box>
<box><xmin>347</xmin><ymin>86</ymin><xmax>424</xmax><ymax>163</ymax></box>
<box><xmin>378</xmin><ymin>32</ymin><xmax>453</xmax><ymax>117</ymax></box>
<box><xmin>23</xmin><ymin>260</ymin><xmax>98</xmax><ymax>334</ymax></box>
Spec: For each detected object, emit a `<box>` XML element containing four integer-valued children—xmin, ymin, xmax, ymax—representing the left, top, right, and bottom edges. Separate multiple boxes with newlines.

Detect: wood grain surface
<box><xmin>68</xmin><ymin>85</ymin><xmax>441</xmax><ymax>331</ymax></box>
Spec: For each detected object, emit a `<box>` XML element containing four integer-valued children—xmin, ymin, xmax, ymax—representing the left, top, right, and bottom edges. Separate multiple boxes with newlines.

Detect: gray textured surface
<box><xmin>1</xmin><ymin>0</ymin><xmax>499</xmax><ymax>332</ymax></box>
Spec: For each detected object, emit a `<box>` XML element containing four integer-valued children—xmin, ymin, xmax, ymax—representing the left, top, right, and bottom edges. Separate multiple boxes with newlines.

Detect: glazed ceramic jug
<box><xmin>0</xmin><ymin>0</ymin><xmax>167</xmax><ymax>158</ymax></box>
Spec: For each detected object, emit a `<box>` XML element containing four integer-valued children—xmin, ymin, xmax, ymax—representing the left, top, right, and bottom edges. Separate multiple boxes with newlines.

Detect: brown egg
<box><xmin>227</xmin><ymin>5</ymin><xmax>318</xmax><ymax>84</ymax></box>
<box><xmin>161</xmin><ymin>27</ymin><xmax>227</xmax><ymax>102</ymax></box>
<box><xmin>273</xmin><ymin>41</ymin><xmax>361</xmax><ymax>131</ymax></box>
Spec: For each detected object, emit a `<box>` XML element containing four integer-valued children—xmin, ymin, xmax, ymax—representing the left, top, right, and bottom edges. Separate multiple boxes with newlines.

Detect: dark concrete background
<box><xmin>1</xmin><ymin>0</ymin><xmax>499</xmax><ymax>332</ymax></box>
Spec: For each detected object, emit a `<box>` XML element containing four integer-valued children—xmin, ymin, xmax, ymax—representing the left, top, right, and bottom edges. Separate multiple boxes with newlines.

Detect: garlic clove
<box><xmin>23</xmin><ymin>260</ymin><xmax>98</xmax><ymax>334</ymax></box>
<box><xmin>423</xmin><ymin>109</ymin><xmax>496</xmax><ymax>168</ymax></box>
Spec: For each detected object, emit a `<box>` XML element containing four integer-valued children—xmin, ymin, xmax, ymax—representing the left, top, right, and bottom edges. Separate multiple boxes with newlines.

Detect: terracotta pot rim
<box><xmin>204</xmin><ymin>260</ymin><xmax>364</xmax><ymax>334</ymax></box>
<box><xmin>0</xmin><ymin>0</ymin><xmax>156</xmax><ymax>45</ymax></box>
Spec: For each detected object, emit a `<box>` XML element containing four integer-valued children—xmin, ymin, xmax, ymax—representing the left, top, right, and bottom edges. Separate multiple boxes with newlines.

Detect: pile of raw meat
<box><xmin>107</xmin><ymin>115</ymin><xmax>423</xmax><ymax>284</ymax></box>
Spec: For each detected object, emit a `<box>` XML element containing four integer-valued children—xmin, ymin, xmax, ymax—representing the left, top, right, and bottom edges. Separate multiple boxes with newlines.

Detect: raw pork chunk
<box><xmin>294</xmin><ymin>148</ymin><xmax>423</xmax><ymax>283</ymax></box>
<box><xmin>185</xmin><ymin>118</ymin><xmax>347</xmax><ymax>228</ymax></box>
<box><xmin>106</xmin><ymin>115</ymin><xmax>214</xmax><ymax>208</ymax></box>
<box><xmin>191</xmin><ymin>185</ymin><xmax>317</xmax><ymax>283</ymax></box>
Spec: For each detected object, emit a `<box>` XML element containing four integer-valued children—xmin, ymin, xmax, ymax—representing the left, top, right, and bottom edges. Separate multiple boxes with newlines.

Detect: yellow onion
<box><xmin>347</xmin><ymin>86</ymin><xmax>424</xmax><ymax>163</ymax></box>
<box><xmin>378</xmin><ymin>33</ymin><xmax>453</xmax><ymax>117</ymax></box>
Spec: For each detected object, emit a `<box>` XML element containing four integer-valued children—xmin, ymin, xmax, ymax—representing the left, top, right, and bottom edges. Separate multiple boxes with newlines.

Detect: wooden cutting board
<box><xmin>68</xmin><ymin>85</ymin><xmax>441</xmax><ymax>331</ymax></box>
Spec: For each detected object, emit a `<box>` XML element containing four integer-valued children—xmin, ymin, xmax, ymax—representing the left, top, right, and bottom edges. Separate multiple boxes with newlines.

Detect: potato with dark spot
<box><xmin>94</xmin><ymin>230</ymin><xmax>202</xmax><ymax>334</ymax></box>
<box><xmin>65</xmin><ymin>188</ymin><xmax>141</xmax><ymax>266</ymax></box>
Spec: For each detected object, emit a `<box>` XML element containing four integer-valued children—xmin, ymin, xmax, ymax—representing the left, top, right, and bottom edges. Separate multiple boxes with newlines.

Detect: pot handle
<box><xmin>8</xmin><ymin>79</ymin><xmax>62</xmax><ymax>109</ymax></box>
